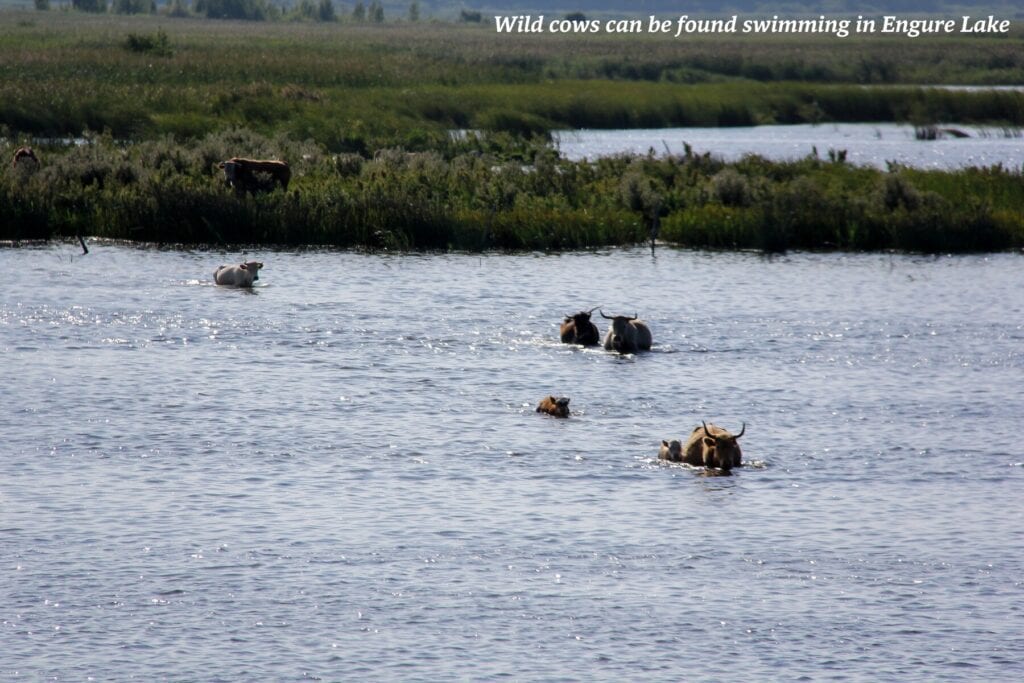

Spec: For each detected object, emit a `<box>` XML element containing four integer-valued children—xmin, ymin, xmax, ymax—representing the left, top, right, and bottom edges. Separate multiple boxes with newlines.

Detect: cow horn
<box><xmin>599</xmin><ymin>309</ymin><xmax>613</xmax><ymax>319</ymax></box>
<box><xmin>587</xmin><ymin>306</ymin><xmax>599</xmax><ymax>314</ymax></box>
<box><xmin>702</xmin><ymin>420</ymin><xmax>712</xmax><ymax>437</ymax></box>
<box><xmin>734</xmin><ymin>422</ymin><xmax>746</xmax><ymax>439</ymax></box>
<box><xmin>628</xmin><ymin>312</ymin><xmax>638</xmax><ymax>320</ymax></box>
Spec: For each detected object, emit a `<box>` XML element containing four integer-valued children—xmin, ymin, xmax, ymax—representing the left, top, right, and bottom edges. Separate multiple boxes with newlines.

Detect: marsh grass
<box><xmin>2</xmin><ymin>130</ymin><xmax>1021</xmax><ymax>253</ymax></box>
<box><xmin>1</xmin><ymin>13</ymin><xmax>1023</xmax><ymax>145</ymax></box>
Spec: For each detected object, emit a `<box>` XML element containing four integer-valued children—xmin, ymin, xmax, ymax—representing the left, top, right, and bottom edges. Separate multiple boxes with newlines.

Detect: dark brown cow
<box><xmin>536</xmin><ymin>395</ymin><xmax>571</xmax><ymax>418</ymax></box>
<box><xmin>218</xmin><ymin>158</ymin><xmax>291</xmax><ymax>194</ymax></box>
<box><xmin>12</xmin><ymin>146</ymin><xmax>39</xmax><ymax>169</ymax></box>
<box><xmin>682</xmin><ymin>421</ymin><xmax>745</xmax><ymax>472</ymax></box>
<box><xmin>560</xmin><ymin>307</ymin><xmax>600</xmax><ymax>346</ymax></box>
<box><xmin>600</xmin><ymin>310</ymin><xmax>653</xmax><ymax>354</ymax></box>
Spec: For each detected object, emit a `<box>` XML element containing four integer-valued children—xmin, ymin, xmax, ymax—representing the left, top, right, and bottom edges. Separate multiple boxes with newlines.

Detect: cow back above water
<box><xmin>218</xmin><ymin>158</ymin><xmax>291</xmax><ymax>194</ymax></box>
<box><xmin>560</xmin><ymin>307</ymin><xmax>601</xmax><ymax>346</ymax></box>
<box><xmin>683</xmin><ymin>421</ymin><xmax>745</xmax><ymax>472</ymax></box>
<box><xmin>214</xmin><ymin>260</ymin><xmax>263</xmax><ymax>287</ymax></box>
<box><xmin>600</xmin><ymin>310</ymin><xmax>652</xmax><ymax>353</ymax></box>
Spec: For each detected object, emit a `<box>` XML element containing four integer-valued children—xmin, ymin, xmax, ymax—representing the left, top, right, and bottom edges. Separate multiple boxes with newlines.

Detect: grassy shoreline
<box><xmin>3</xmin><ymin>131</ymin><xmax>1022</xmax><ymax>254</ymax></box>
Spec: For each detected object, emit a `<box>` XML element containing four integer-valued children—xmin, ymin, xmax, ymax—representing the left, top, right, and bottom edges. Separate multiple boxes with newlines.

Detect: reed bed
<box><xmin>3</xmin><ymin>130</ymin><xmax>1022</xmax><ymax>253</ymax></box>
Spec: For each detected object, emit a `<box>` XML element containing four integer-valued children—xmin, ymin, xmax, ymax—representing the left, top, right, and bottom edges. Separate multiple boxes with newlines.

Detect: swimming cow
<box><xmin>600</xmin><ymin>310</ymin><xmax>652</xmax><ymax>354</ymax></box>
<box><xmin>218</xmin><ymin>158</ymin><xmax>291</xmax><ymax>195</ymax></box>
<box><xmin>658</xmin><ymin>439</ymin><xmax>683</xmax><ymax>462</ymax></box>
<box><xmin>682</xmin><ymin>421</ymin><xmax>745</xmax><ymax>472</ymax></box>
<box><xmin>214</xmin><ymin>261</ymin><xmax>263</xmax><ymax>287</ymax></box>
<box><xmin>536</xmin><ymin>395</ymin><xmax>571</xmax><ymax>418</ymax></box>
<box><xmin>560</xmin><ymin>307</ymin><xmax>601</xmax><ymax>346</ymax></box>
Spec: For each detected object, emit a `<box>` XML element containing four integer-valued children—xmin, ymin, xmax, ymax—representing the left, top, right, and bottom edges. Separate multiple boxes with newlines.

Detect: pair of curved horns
<box><xmin>599</xmin><ymin>309</ymin><xmax>637</xmax><ymax>320</ymax></box>
<box><xmin>702</xmin><ymin>421</ymin><xmax>746</xmax><ymax>439</ymax></box>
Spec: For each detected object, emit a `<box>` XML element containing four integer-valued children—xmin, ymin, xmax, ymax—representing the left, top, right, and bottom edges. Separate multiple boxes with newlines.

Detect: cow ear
<box><xmin>662</xmin><ymin>440</ymin><xmax>668</xmax><ymax>447</ymax></box>
<box><xmin>240</xmin><ymin>264</ymin><xmax>248</xmax><ymax>270</ymax></box>
<box><xmin>257</xmin><ymin>262</ymin><xmax>263</xmax><ymax>268</ymax></box>
<box><xmin>703</xmin><ymin>437</ymin><xmax>715</xmax><ymax>447</ymax></box>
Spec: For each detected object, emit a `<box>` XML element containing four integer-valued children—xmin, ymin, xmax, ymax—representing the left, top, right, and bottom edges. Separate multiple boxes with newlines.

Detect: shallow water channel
<box><xmin>2</xmin><ymin>245</ymin><xmax>1022</xmax><ymax>680</ymax></box>
<box><xmin>556</xmin><ymin>122</ymin><xmax>1024</xmax><ymax>170</ymax></box>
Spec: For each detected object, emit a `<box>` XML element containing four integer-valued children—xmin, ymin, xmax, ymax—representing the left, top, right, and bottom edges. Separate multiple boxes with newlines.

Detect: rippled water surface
<box><xmin>556</xmin><ymin>122</ymin><xmax>1024</xmax><ymax>169</ymax></box>
<box><xmin>2</xmin><ymin>245</ymin><xmax>1022</xmax><ymax>681</ymax></box>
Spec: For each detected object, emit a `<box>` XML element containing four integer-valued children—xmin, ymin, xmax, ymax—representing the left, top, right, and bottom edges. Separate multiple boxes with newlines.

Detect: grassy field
<box><xmin>1</xmin><ymin>11</ymin><xmax>1022</xmax><ymax>253</ymax></box>
<box><xmin>1</xmin><ymin>11</ymin><xmax>1023</xmax><ymax>147</ymax></box>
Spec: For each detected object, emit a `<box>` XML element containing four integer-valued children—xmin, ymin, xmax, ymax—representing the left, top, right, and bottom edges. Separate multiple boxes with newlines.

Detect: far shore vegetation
<box><xmin>5</xmin><ymin>129</ymin><xmax>1022</xmax><ymax>254</ymax></box>
<box><xmin>1</xmin><ymin>10</ymin><xmax>1022</xmax><ymax>253</ymax></box>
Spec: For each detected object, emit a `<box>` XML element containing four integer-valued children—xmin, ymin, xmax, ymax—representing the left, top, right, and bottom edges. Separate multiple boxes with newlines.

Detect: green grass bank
<box><xmin>3</xmin><ymin>131</ymin><xmax>1022</xmax><ymax>253</ymax></box>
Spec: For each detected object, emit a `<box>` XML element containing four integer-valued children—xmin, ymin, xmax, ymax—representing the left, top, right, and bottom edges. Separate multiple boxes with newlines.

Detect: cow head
<box><xmin>600</xmin><ymin>309</ymin><xmax>639</xmax><ymax>353</ymax></box>
<box><xmin>537</xmin><ymin>395</ymin><xmax>570</xmax><ymax>418</ymax></box>
<box><xmin>566</xmin><ymin>307</ymin><xmax>597</xmax><ymax>329</ymax></box>
<box><xmin>660</xmin><ymin>439</ymin><xmax>682</xmax><ymax>461</ymax></box>
<box><xmin>240</xmin><ymin>261</ymin><xmax>263</xmax><ymax>281</ymax></box>
<box><xmin>550</xmin><ymin>396</ymin><xmax>570</xmax><ymax>417</ymax></box>
<box><xmin>564</xmin><ymin>307</ymin><xmax>598</xmax><ymax>341</ymax></box>
<box><xmin>12</xmin><ymin>147</ymin><xmax>39</xmax><ymax>171</ymax></box>
<box><xmin>219</xmin><ymin>160</ymin><xmax>239</xmax><ymax>187</ymax></box>
<box><xmin>700</xmin><ymin>421</ymin><xmax>745</xmax><ymax>472</ymax></box>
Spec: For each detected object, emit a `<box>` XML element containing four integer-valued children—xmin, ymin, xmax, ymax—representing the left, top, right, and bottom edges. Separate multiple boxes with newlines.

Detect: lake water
<box><xmin>2</xmin><ymin>244</ymin><xmax>1022</xmax><ymax>681</ymax></box>
<box><xmin>555</xmin><ymin>123</ymin><xmax>1024</xmax><ymax>170</ymax></box>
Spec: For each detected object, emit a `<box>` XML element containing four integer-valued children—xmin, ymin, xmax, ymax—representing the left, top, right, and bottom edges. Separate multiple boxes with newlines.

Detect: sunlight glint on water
<box><xmin>1</xmin><ymin>245</ymin><xmax>1022</xmax><ymax>681</ymax></box>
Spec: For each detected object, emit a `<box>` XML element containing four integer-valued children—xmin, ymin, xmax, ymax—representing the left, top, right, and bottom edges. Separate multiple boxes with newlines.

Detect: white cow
<box><xmin>214</xmin><ymin>261</ymin><xmax>263</xmax><ymax>287</ymax></box>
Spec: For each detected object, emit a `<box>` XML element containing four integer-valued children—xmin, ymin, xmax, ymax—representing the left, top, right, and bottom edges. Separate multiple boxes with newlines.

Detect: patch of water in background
<box><xmin>1</xmin><ymin>245</ymin><xmax>1022</xmax><ymax>680</ymax></box>
<box><xmin>555</xmin><ymin>122</ymin><xmax>1024</xmax><ymax>170</ymax></box>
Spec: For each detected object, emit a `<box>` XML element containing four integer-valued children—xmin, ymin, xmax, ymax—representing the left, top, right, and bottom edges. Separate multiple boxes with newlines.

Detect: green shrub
<box><xmin>123</xmin><ymin>30</ymin><xmax>172</xmax><ymax>57</ymax></box>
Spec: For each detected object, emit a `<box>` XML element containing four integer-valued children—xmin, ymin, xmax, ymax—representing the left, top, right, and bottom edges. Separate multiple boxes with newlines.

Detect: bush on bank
<box><xmin>2</xmin><ymin>130</ymin><xmax>1022</xmax><ymax>253</ymax></box>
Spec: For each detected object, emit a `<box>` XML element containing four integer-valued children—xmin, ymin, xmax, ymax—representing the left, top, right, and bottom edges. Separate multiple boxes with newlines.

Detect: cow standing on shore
<box><xmin>218</xmin><ymin>158</ymin><xmax>291</xmax><ymax>194</ymax></box>
<box><xmin>11</xmin><ymin>146</ymin><xmax>39</xmax><ymax>170</ymax></box>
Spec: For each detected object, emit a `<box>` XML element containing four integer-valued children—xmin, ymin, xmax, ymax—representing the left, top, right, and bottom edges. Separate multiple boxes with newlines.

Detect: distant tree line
<box><xmin>44</xmin><ymin>1</ymin><xmax>1024</xmax><ymax>20</ymax></box>
<box><xmin>53</xmin><ymin>0</ymin><xmax>431</xmax><ymax>21</ymax></box>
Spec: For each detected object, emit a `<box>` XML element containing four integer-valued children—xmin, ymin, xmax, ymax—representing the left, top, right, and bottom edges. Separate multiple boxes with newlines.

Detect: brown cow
<box><xmin>600</xmin><ymin>310</ymin><xmax>653</xmax><ymax>354</ymax></box>
<box><xmin>682</xmin><ymin>421</ymin><xmax>745</xmax><ymax>472</ymax></box>
<box><xmin>658</xmin><ymin>439</ymin><xmax>683</xmax><ymax>462</ymax></box>
<box><xmin>12</xmin><ymin>146</ymin><xmax>39</xmax><ymax>169</ymax></box>
<box><xmin>218</xmin><ymin>158</ymin><xmax>291</xmax><ymax>194</ymax></box>
<box><xmin>560</xmin><ymin>307</ymin><xmax>600</xmax><ymax>346</ymax></box>
<box><xmin>536</xmin><ymin>395</ymin><xmax>571</xmax><ymax>418</ymax></box>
